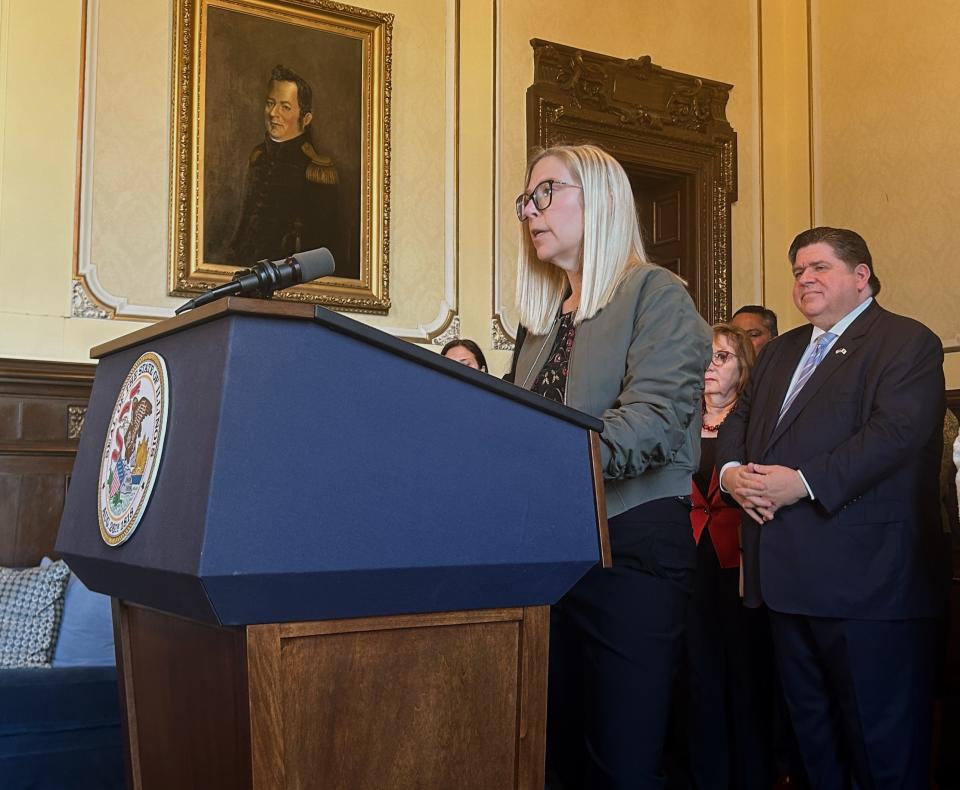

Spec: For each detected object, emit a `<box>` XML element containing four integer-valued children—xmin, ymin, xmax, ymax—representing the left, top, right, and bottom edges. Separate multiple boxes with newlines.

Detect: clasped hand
<box><xmin>722</xmin><ymin>463</ymin><xmax>808</xmax><ymax>525</ymax></box>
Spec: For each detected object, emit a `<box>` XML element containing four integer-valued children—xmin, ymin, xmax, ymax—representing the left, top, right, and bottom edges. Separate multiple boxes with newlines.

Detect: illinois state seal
<box><xmin>97</xmin><ymin>352</ymin><xmax>169</xmax><ymax>546</ymax></box>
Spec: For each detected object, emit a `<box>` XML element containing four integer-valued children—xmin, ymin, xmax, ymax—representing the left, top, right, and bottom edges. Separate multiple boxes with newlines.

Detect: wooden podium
<box><xmin>57</xmin><ymin>299</ymin><xmax>609</xmax><ymax>790</ymax></box>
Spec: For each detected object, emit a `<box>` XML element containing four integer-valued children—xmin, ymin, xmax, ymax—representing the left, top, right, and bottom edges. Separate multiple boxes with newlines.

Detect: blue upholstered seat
<box><xmin>0</xmin><ymin>666</ymin><xmax>124</xmax><ymax>789</ymax></box>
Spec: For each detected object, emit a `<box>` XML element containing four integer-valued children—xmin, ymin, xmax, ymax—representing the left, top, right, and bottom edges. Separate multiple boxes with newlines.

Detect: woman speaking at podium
<box><xmin>511</xmin><ymin>144</ymin><xmax>711</xmax><ymax>789</ymax></box>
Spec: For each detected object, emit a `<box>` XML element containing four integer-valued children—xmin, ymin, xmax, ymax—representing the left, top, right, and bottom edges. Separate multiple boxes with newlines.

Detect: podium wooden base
<box><xmin>113</xmin><ymin>601</ymin><xmax>548</xmax><ymax>790</ymax></box>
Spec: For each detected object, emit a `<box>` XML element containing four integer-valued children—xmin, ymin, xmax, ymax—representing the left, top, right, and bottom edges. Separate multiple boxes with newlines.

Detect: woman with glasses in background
<box><xmin>510</xmin><ymin>144</ymin><xmax>711</xmax><ymax>789</ymax></box>
<box><xmin>685</xmin><ymin>324</ymin><xmax>773</xmax><ymax>790</ymax></box>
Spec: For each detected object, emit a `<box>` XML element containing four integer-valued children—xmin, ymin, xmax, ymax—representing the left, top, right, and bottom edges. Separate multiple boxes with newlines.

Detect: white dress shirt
<box><xmin>953</xmin><ymin>431</ymin><xmax>960</xmax><ymax>522</ymax></box>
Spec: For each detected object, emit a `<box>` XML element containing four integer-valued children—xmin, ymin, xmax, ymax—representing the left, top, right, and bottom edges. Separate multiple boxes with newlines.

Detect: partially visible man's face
<box><xmin>264</xmin><ymin>80</ymin><xmax>312</xmax><ymax>142</ymax></box>
<box><xmin>731</xmin><ymin>312</ymin><xmax>773</xmax><ymax>352</ymax></box>
<box><xmin>791</xmin><ymin>242</ymin><xmax>870</xmax><ymax>330</ymax></box>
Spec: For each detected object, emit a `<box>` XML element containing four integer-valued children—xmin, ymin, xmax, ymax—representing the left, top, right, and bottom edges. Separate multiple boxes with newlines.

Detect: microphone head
<box><xmin>290</xmin><ymin>247</ymin><xmax>336</xmax><ymax>283</ymax></box>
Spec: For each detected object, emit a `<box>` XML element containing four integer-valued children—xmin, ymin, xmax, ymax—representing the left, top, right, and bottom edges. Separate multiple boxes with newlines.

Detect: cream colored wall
<box><xmin>759</xmin><ymin>0</ymin><xmax>960</xmax><ymax>386</ymax></box>
<box><xmin>1</xmin><ymin>0</ymin><xmax>956</xmax><ymax>387</ymax></box>
<box><xmin>810</xmin><ymin>0</ymin><xmax>960</xmax><ymax>385</ymax></box>
<box><xmin>0</xmin><ymin>0</ymin><xmax>140</xmax><ymax>360</ymax></box>
<box><xmin>757</xmin><ymin>0</ymin><xmax>811</xmax><ymax>331</ymax></box>
<box><xmin>0</xmin><ymin>0</ymin><xmax>763</xmax><ymax>374</ymax></box>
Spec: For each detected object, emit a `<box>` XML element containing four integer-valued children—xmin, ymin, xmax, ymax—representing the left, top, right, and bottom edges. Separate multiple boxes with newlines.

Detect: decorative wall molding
<box><xmin>383</xmin><ymin>0</ymin><xmax>461</xmax><ymax>344</ymax></box>
<box><xmin>429</xmin><ymin>314</ymin><xmax>460</xmax><ymax>347</ymax></box>
<box><xmin>530</xmin><ymin>42</ymin><xmax>736</xmax><ymax>140</ymax></box>
<box><xmin>67</xmin><ymin>405</ymin><xmax>87</xmax><ymax>440</ymax></box>
<box><xmin>491</xmin><ymin>316</ymin><xmax>514</xmax><ymax>351</ymax></box>
<box><xmin>491</xmin><ymin>0</ymin><xmax>512</xmax><ymax>342</ymax></box>
<box><xmin>72</xmin><ymin>0</ymin><xmax>176</xmax><ymax>322</ymax></box>
<box><xmin>71</xmin><ymin>278</ymin><xmax>111</xmax><ymax>319</ymax></box>
<box><xmin>72</xmin><ymin>0</ymin><xmax>460</xmax><ymax>343</ymax></box>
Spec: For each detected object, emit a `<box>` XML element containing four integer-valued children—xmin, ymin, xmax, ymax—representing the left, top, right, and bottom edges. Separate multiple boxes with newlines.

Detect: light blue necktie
<box><xmin>778</xmin><ymin>331</ymin><xmax>836</xmax><ymax>423</ymax></box>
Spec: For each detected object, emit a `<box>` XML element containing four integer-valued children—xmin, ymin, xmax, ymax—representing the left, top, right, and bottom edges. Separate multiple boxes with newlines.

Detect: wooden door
<box><xmin>629</xmin><ymin>170</ymin><xmax>697</xmax><ymax>300</ymax></box>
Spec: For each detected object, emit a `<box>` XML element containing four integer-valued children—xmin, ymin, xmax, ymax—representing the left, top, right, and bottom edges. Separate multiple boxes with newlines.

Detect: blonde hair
<box><xmin>516</xmin><ymin>144</ymin><xmax>649</xmax><ymax>334</ymax></box>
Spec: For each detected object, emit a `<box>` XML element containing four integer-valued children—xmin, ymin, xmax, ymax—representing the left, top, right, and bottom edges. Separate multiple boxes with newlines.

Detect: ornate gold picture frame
<box><xmin>169</xmin><ymin>0</ymin><xmax>392</xmax><ymax>313</ymax></box>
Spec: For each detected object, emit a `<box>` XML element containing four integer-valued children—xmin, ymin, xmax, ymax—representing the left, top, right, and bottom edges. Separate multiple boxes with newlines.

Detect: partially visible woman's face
<box><xmin>704</xmin><ymin>333</ymin><xmax>741</xmax><ymax>401</ymax></box>
<box><xmin>521</xmin><ymin>156</ymin><xmax>584</xmax><ymax>273</ymax></box>
<box><xmin>444</xmin><ymin>345</ymin><xmax>481</xmax><ymax>370</ymax></box>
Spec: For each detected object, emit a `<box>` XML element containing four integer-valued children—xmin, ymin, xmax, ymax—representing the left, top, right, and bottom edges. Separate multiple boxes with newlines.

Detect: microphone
<box><xmin>175</xmin><ymin>247</ymin><xmax>336</xmax><ymax>315</ymax></box>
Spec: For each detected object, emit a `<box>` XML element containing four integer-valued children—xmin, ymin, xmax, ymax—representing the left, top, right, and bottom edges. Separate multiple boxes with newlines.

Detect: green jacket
<box><xmin>515</xmin><ymin>263</ymin><xmax>711</xmax><ymax>518</ymax></box>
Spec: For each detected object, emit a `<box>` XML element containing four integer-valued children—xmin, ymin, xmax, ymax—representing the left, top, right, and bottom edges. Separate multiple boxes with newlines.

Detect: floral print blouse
<box><xmin>531</xmin><ymin>311</ymin><xmax>576</xmax><ymax>404</ymax></box>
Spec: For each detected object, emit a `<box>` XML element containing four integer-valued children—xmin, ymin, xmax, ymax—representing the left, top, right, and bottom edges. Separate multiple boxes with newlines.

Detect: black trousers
<box><xmin>769</xmin><ymin>611</ymin><xmax>937</xmax><ymax>790</ymax></box>
<box><xmin>545</xmin><ymin>496</ymin><xmax>696</xmax><ymax>790</ymax></box>
<box><xmin>684</xmin><ymin>530</ymin><xmax>775</xmax><ymax>790</ymax></box>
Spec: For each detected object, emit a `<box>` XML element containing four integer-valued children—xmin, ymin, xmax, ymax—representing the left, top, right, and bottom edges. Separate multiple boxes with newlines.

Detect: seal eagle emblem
<box><xmin>97</xmin><ymin>352</ymin><xmax>169</xmax><ymax>546</ymax></box>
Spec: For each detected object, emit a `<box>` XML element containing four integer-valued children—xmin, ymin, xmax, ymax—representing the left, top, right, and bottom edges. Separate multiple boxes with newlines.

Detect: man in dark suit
<box><xmin>229</xmin><ymin>65</ymin><xmax>344</xmax><ymax>269</ymax></box>
<box><xmin>717</xmin><ymin>227</ymin><xmax>946</xmax><ymax>789</ymax></box>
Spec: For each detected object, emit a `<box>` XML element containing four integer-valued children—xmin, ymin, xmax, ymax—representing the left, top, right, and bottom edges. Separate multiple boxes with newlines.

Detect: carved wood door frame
<box><xmin>526</xmin><ymin>40</ymin><xmax>737</xmax><ymax>325</ymax></box>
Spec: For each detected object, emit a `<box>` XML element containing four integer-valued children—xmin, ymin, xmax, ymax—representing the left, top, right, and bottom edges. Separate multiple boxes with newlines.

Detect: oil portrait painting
<box><xmin>170</xmin><ymin>0</ymin><xmax>392</xmax><ymax>312</ymax></box>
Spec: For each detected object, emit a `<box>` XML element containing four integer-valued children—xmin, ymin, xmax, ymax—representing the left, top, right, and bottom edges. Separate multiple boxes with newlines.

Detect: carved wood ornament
<box><xmin>526</xmin><ymin>40</ymin><xmax>737</xmax><ymax>324</ymax></box>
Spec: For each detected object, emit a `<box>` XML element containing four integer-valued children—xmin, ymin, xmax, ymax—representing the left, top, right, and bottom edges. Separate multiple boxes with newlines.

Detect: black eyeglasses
<box><xmin>515</xmin><ymin>179</ymin><xmax>582</xmax><ymax>220</ymax></box>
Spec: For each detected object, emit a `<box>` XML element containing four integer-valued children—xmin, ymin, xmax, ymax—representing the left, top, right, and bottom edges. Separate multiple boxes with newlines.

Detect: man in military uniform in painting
<box><xmin>229</xmin><ymin>65</ymin><xmax>343</xmax><ymax>269</ymax></box>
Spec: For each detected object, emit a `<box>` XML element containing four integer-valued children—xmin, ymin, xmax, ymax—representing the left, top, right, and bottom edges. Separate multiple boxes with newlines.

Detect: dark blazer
<box><xmin>717</xmin><ymin>300</ymin><xmax>946</xmax><ymax>619</ymax></box>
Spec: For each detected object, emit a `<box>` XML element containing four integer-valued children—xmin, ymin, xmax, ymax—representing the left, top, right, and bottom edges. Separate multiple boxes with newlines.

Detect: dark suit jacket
<box><xmin>717</xmin><ymin>300</ymin><xmax>946</xmax><ymax>619</ymax></box>
<box><xmin>229</xmin><ymin>135</ymin><xmax>344</xmax><ymax>270</ymax></box>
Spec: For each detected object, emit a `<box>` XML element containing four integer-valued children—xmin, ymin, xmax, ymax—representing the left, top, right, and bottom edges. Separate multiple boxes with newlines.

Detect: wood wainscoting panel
<box><xmin>0</xmin><ymin>457</ymin><xmax>75</xmax><ymax>563</ymax></box>
<box><xmin>0</xmin><ymin>358</ymin><xmax>96</xmax><ymax>566</ymax></box>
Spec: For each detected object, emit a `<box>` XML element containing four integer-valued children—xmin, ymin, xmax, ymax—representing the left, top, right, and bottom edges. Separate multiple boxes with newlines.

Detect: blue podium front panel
<box><xmin>58</xmin><ymin>308</ymin><xmax>603</xmax><ymax>625</ymax></box>
<box><xmin>58</xmin><ymin>320</ymin><xmax>236</xmax><ymax>621</ymax></box>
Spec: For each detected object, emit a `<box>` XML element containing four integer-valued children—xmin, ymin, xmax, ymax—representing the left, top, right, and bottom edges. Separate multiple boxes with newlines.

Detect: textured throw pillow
<box><xmin>51</xmin><ymin>563</ymin><xmax>117</xmax><ymax>667</ymax></box>
<box><xmin>0</xmin><ymin>560</ymin><xmax>71</xmax><ymax>668</ymax></box>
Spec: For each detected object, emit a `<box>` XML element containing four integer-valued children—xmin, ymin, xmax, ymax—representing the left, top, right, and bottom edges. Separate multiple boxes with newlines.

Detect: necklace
<box><xmin>702</xmin><ymin>401</ymin><xmax>734</xmax><ymax>432</ymax></box>
<box><xmin>702</xmin><ymin>416</ymin><xmax>726</xmax><ymax>432</ymax></box>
